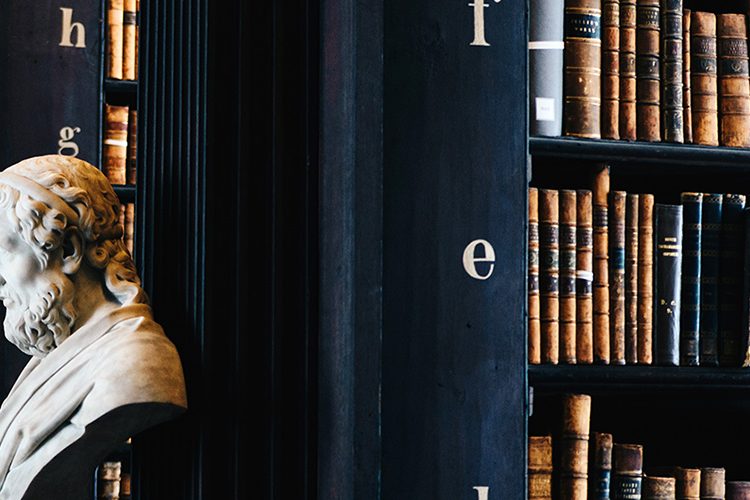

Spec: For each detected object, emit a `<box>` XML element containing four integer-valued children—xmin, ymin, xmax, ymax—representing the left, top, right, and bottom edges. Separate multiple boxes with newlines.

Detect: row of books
<box><xmin>529</xmin><ymin>394</ymin><xmax>746</xmax><ymax>500</ymax></box>
<box><xmin>96</xmin><ymin>461</ymin><xmax>131</xmax><ymax>499</ymax></box>
<box><xmin>104</xmin><ymin>104</ymin><xmax>137</xmax><ymax>186</ymax></box>
<box><xmin>530</xmin><ymin>0</ymin><xmax>750</xmax><ymax>147</ymax></box>
<box><xmin>119</xmin><ymin>203</ymin><xmax>136</xmax><ymax>256</ymax></box>
<box><xmin>528</xmin><ymin>166</ymin><xmax>750</xmax><ymax>367</ymax></box>
<box><xmin>107</xmin><ymin>0</ymin><xmax>140</xmax><ymax>81</ymax></box>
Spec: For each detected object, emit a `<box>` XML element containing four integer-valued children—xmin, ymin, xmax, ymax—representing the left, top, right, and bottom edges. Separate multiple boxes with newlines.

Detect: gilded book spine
<box><xmin>123</xmin><ymin>0</ymin><xmax>137</xmax><ymax>79</ymax></box>
<box><xmin>561</xmin><ymin>190</ymin><xmax>578</xmax><ymax>363</ymax></box>
<box><xmin>612</xmin><ymin>444</ymin><xmax>643</xmax><ymax>500</ymax></box>
<box><xmin>610</xmin><ymin>191</ymin><xmax>627</xmax><ymax>364</ymax></box>
<box><xmin>661</xmin><ymin>0</ymin><xmax>684</xmax><ymax>143</ymax></box>
<box><xmin>107</xmin><ymin>0</ymin><xmax>125</xmax><ymax>79</ymax></box>
<box><xmin>680</xmin><ymin>193</ymin><xmax>702</xmax><ymax>366</ymax></box>
<box><xmin>638</xmin><ymin>194</ymin><xmax>654</xmax><ymax>364</ymax></box>
<box><xmin>530</xmin><ymin>188</ymin><xmax>541</xmax><ymax>365</ymax></box>
<box><xmin>530</xmin><ymin>0</ymin><xmax>565</xmax><ymax>136</ymax></box>
<box><xmin>626</xmin><ymin>193</ymin><xmax>640</xmax><ymax>363</ymax></box>
<box><xmin>691</xmin><ymin>12</ymin><xmax>719</xmax><ymax>146</ymax></box>
<box><xmin>603</xmin><ymin>0</ymin><xmax>621</xmax><ymax>138</ymax></box>
<box><xmin>676</xmin><ymin>467</ymin><xmax>701</xmax><ymax>500</ymax></box>
<box><xmin>530</xmin><ymin>436</ymin><xmax>554</xmax><ymax>500</ymax></box>
<box><xmin>577</xmin><ymin>190</ymin><xmax>595</xmax><ymax>363</ymax></box>
<box><xmin>620</xmin><ymin>0</ymin><xmax>638</xmax><ymax>139</ymax></box>
<box><xmin>700</xmin><ymin>194</ymin><xmax>722</xmax><ymax>366</ymax></box>
<box><xmin>719</xmin><ymin>194</ymin><xmax>746</xmax><ymax>366</ymax></box>
<box><xmin>654</xmin><ymin>204</ymin><xmax>683</xmax><ymax>366</ymax></box>
<box><xmin>127</xmin><ymin>109</ymin><xmax>137</xmax><ymax>184</ymax></box>
<box><xmin>636</xmin><ymin>0</ymin><xmax>661</xmax><ymax>141</ymax></box>
<box><xmin>594</xmin><ymin>166</ymin><xmax>610</xmax><ymax>364</ymax></box>
<box><xmin>683</xmin><ymin>10</ymin><xmax>693</xmax><ymax>142</ymax></box>
<box><xmin>541</xmin><ymin>189</ymin><xmax>561</xmax><ymax>364</ymax></box>
<box><xmin>560</xmin><ymin>394</ymin><xmax>591</xmax><ymax>500</ymax></box>
<box><xmin>717</xmin><ymin>14</ymin><xmax>750</xmax><ymax>147</ymax></box>
<box><xmin>103</xmin><ymin>104</ymin><xmax>129</xmax><ymax>185</ymax></box>
<box><xmin>644</xmin><ymin>477</ymin><xmax>676</xmax><ymax>500</ymax></box>
<box><xmin>590</xmin><ymin>432</ymin><xmax>613</xmax><ymax>500</ymax></box>
<box><xmin>700</xmin><ymin>468</ymin><xmax>725</xmax><ymax>500</ymax></box>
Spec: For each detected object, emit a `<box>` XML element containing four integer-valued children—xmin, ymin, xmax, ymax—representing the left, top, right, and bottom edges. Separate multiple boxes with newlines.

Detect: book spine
<box><xmin>680</xmin><ymin>193</ymin><xmax>702</xmax><ymax>366</ymax></box>
<box><xmin>691</xmin><ymin>12</ymin><xmax>719</xmax><ymax>146</ymax></box>
<box><xmin>530</xmin><ymin>436</ymin><xmax>554</xmax><ymax>500</ymax></box>
<box><xmin>676</xmin><ymin>467</ymin><xmax>701</xmax><ymax>500</ymax></box>
<box><xmin>541</xmin><ymin>189</ymin><xmax>561</xmax><ymax>364</ymax></box>
<box><xmin>620</xmin><ymin>0</ymin><xmax>638</xmax><ymax>139</ymax></box>
<box><xmin>107</xmin><ymin>0</ymin><xmax>125</xmax><ymax>79</ymax></box>
<box><xmin>530</xmin><ymin>188</ymin><xmax>541</xmax><ymax>365</ymax></box>
<box><xmin>700</xmin><ymin>194</ymin><xmax>723</xmax><ymax>366</ymax></box>
<box><xmin>683</xmin><ymin>10</ymin><xmax>693</xmax><ymax>143</ymax></box>
<box><xmin>611</xmin><ymin>191</ymin><xmax>627</xmax><ymax>364</ymax></box>
<box><xmin>719</xmin><ymin>194</ymin><xmax>746</xmax><ymax>366</ymax></box>
<box><xmin>127</xmin><ymin>109</ymin><xmax>138</xmax><ymax>184</ymax></box>
<box><xmin>612</xmin><ymin>443</ymin><xmax>643</xmax><ymax>500</ymax></box>
<box><xmin>636</xmin><ymin>0</ymin><xmax>661</xmax><ymax>141</ymax></box>
<box><xmin>577</xmin><ymin>190</ymin><xmax>595</xmax><ymax>363</ymax></box>
<box><xmin>135</xmin><ymin>0</ymin><xmax>140</xmax><ymax>78</ymax></box>
<box><xmin>727</xmin><ymin>482</ymin><xmax>750</xmax><ymax>500</ymax></box>
<box><xmin>654</xmin><ymin>204</ymin><xmax>683</xmax><ymax>366</ymax></box>
<box><xmin>123</xmin><ymin>0</ymin><xmax>137</xmax><ymax>80</ymax></box>
<box><xmin>644</xmin><ymin>477</ymin><xmax>677</xmax><ymax>500</ymax></box>
<box><xmin>603</xmin><ymin>0</ymin><xmax>621</xmax><ymax>138</ymax></box>
<box><xmin>590</xmin><ymin>432</ymin><xmax>613</xmax><ymax>500</ymax></box>
<box><xmin>626</xmin><ymin>193</ymin><xmax>640</xmax><ymax>363</ymax></box>
<box><xmin>530</xmin><ymin>0</ymin><xmax>565</xmax><ymax>136</ymax></box>
<box><xmin>125</xmin><ymin>203</ymin><xmax>135</xmax><ymax>255</ymax></box>
<box><xmin>560</xmin><ymin>394</ymin><xmax>591</xmax><ymax>500</ymax></box>
<box><xmin>701</xmin><ymin>468</ymin><xmax>726</xmax><ymax>500</ymax></box>
<box><xmin>638</xmin><ymin>194</ymin><xmax>655</xmax><ymax>364</ymax></box>
<box><xmin>564</xmin><ymin>0</ymin><xmax>602</xmax><ymax>138</ymax></box>
<box><xmin>103</xmin><ymin>104</ymin><xmax>129</xmax><ymax>185</ymax></box>
<box><xmin>661</xmin><ymin>0</ymin><xmax>684</xmax><ymax>143</ymax></box>
<box><xmin>717</xmin><ymin>14</ymin><xmax>750</xmax><ymax>147</ymax></box>
<box><xmin>594</xmin><ymin>166</ymin><xmax>611</xmax><ymax>364</ymax></box>
<box><xmin>561</xmin><ymin>190</ymin><xmax>578</xmax><ymax>363</ymax></box>
<box><xmin>121</xmin><ymin>472</ymin><xmax>132</xmax><ymax>499</ymax></box>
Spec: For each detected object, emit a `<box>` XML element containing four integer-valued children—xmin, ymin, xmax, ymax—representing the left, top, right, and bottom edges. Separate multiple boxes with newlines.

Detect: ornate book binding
<box><xmin>683</xmin><ymin>10</ymin><xmax>693</xmax><ymax>142</ymax></box>
<box><xmin>636</xmin><ymin>0</ymin><xmax>661</xmax><ymax>141</ymax></box>
<box><xmin>644</xmin><ymin>476</ymin><xmax>676</xmax><ymax>500</ymax></box>
<box><xmin>661</xmin><ymin>0</ymin><xmax>684</xmax><ymax>143</ymax></box>
<box><xmin>590</xmin><ymin>432</ymin><xmax>613</xmax><ymax>500</ymax></box>
<box><xmin>561</xmin><ymin>190</ymin><xmax>578</xmax><ymax>363</ymax></box>
<box><xmin>676</xmin><ymin>467</ymin><xmax>700</xmax><ymax>500</ymax></box>
<box><xmin>719</xmin><ymin>194</ymin><xmax>746</xmax><ymax>366</ymax></box>
<box><xmin>612</xmin><ymin>443</ymin><xmax>643</xmax><ymax>500</ymax></box>
<box><xmin>577</xmin><ymin>190</ymin><xmax>595</xmax><ymax>363</ymax></box>
<box><xmin>530</xmin><ymin>188</ymin><xmax>541</xmax><ymax>365</ymax></box>
<box><xmin>717</xmin><ymin>14</ymin><xmax>750</xmax><ymax>147</ymax></box>
<box><xmin>700</xmin><ymin>468</ymin><xmax>725</xmax><ymax>500</ymax></box>
<box><xmin>594</xmin><ymin>166</ymin><xmax>611</xmax><ymax>364</ymax></box>
<box><xmin>654</xmin><ymin>204</ymin><xmax>683</xmax><ymax>366</ymax></box>
<box><xmin>620</xmin><ymin>0</ymin><xmax>638</xmax><ymax>139</ymax></box>
<box><xmin>530</xmin><ymin>436</ymin><xmax>553</xmax><ymax>500</ymax></box>
<box><xmin>700</xmin><ymin>194</ymin><xmax>722</xmax><ymax>366</ymax></box>
<box><xmin>541</xmin><ymin>189</ymin><xmax>561</xmax><ymax>364</ymax></box>
<box><xmin>638</xmin><ymin>194</ymin><xmax>655</xmax><ymax>364</ymax></box>
<box><xmin>626</xmin><ymin>193</ymin><xmax>640</xmax><ymax>363</ymax></box>
<box><xmin>610</xmin><ymin>191</ymin><xmax>627</xmax><ymax>364</ymax></box>
<box><xmin>602</xmin><ymin>0</ymin><xmax>621</xmax><ymax>138</ymax></box>
<box><xmin>530</xmin><ymin>0</ymin><xmax>565</xmax><ymax>136</ymax></box>
<box><xmin>560</xmin><ymin>394</ymin><xmax>591</xmax><ymax>500</ymax></box>
<box><xmin>680</xmin><ymin>193</ymin><xmax>702</xmax><ymax>366</ymax></box>
<box><xmin>103</xmin><ymin>104</ymin><xmax>129</xmax><ymax>185</ymax></box>
<box><xmin>691</xmin><ymin>12</ymin><xmax>719</xmax><ymax>146</ymax></box>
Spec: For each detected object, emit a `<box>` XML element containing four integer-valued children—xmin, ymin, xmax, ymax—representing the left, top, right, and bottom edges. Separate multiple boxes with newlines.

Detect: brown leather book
<box><xmin>683</xmin><ymin>10</ymin><xmax>693</xmax><ymax>143</ymax></box>
<box><xmin>620</xmin><ymin>0</ymin><xmax>637</xmax><ymax>139</ymax></box>
<box><xmin>661</xmin><ymin>0</ymin><xmax>684</xmax><ymax>143</ymax></box>
<box><xmin>123</xmin><ymin>0</ymin><xmax>137</xmax><ymax>79</ymax></box>
<box><xmin>612</xmin><ymin>444</ymin><xmax>643</xmax><ymax>499</ymax></box>
<box><xmin>541</xmin><ymin>189</ymin><xmax>560</xmax><ymax>364</ymax></box>
<box><xmin>560</xmin><ymin>394</ymin><xmax>591</xmax><ymax>500</ymax></box>
<box><xmin>103</xmin><ymin>104</ymin><xmax>129</xmax><ymax>185</ymax></box>
<box><xmin>107</xmin><ymin>0</ymin><xmax>125</xmax><ymax>79</ymax></box>
<box><xmin>602</xmin><ymin>0</ymin><xmax>620</xmax><ymax>138</ymax></box>
<box><xmin>717</xmin><ymin>14</ymin><xmax>750</xmax><ymax>147</ymax></box>
<box><xmin>644</xmin><ymin>477</ymin><xmax>676</xmax><ymax>500</ymax></box>
<box><xmin>530</xmin><ymin>436</ymin><xmax>553</xmax><ymax>500</ymax></box>
<box><xmin>636</xmin><ymin>0</ymin><xmax>660</xmax><ymax>141</ymax></box>
<box><xmin>638</xmin><ymin>194</ymin><xmax>654</xmax><ymax>364</ymax></box>
<box><xmin>625</xmin><ymin>193</ymin><xmax>639</xmax><ymax>363</ymax></box>
<box><xmin>577</xmin><ymin>190</ymin><xmax>595</xmax><ymax>364</ymax></box>
<box><xmin>700</xmin><ymin>468</ymin><xmax>725</xmax><ymax>500</ymax></box>
<box><xmin>691</xmin><ymin>12</ymin><xmax>719</xmax><ymax>146</ymax></box>
<box><xmin>530</xmin><ymin>188</ymin><xmax>541</xmax><ymax>365</ymax></box>
<box><xmin>593</xmin><ymin>167</ymin><xmax>610</xmax><ymax>364</ymax></box>
<box><xmin>127</xmin><ymin>109</ymin><xmax>137</xmax><ymax>184</ymax></box>
<box><xmin>676</xmin><ymin>468</ymin><xmax>701</xmax><ymax>500</ymax></box>
<box><xmin>125</xmin><ymin>203</ymin><xmax>135</xmax><ymax>255</ymax></box>
<box><xmin>728</xmin><ymin>483</ymin><xmax>750</xmax><ymax>500</ymax></box>
<box><xmin>610</xmin><ymin>191</ymin><xmax>626</xmax><ymax>364</ymax></box>
<box><xmin>564</xmin><ymin>0</ymin><xmax>602</xmax><ymax>138</ymax></box>
<box><xmin>561</xmin><ymin>190</ymin><xmax>578</xmax><ymax>363</ymax></box>
<box><xmin>590</xmin><ymin>432</ymin><xmax>613</xmax><ymax>499</ymax></box>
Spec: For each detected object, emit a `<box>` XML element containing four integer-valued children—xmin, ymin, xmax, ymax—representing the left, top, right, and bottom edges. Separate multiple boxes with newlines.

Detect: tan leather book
<box><xmin>625</xmin><ymin>193</ymin><xmax>639</xmax><ymax>363</ymax></box>
<box><xmin>577</xmin><ymin>190</ymin><xmax>595</xmax><ymax>364</ymax></box>
<box><xmin>683</xmin><ymin>10</ymin><xmax>693</xmax><ymax>143</ymax></box>
<box><xmin>661</xmin><ymin>0</ymin><xmax>684</xmax><ymax>143</ymax></box>
<box><xmin>637</xmin><ymin>194</ymin><xmax>654</xmax><ymax>364</ymax></box>
<box><xmin>700</xmin><ymin>468</ymin><xmax>725</xmax><ymax>500</ymax></box>
<box><xmin>107</xmin><ymin>0</ymin><xmax>124</xmax><ymax>79</ymax></box>
<box><xmin>530</xmin><ymin>436</ymin><xmax>553</xmax><ymax>500</ymax></box>
<box><xmin>530</xmin><ymin>188</ymin><xmax>541</xmax><ymax>365</ymax></box>
<box><xmin>590</xmin><ymin>432</ymin><xmax>613</xmax><ymax>499</ymax></box>
<box><xmin>560</xmin><ymin>394</ymin><xmax>591</xmax><ymax>500</ymax></box>
<box><xmin>564</xmin><ymin>0</ymin><xmax>602</xmax><ymax>138</ymax></box>
<box><xmin>127</xmin><ymin>109</ymin><xmax>138</xmax><ymax>184</ymax></box>
<box><xmin>727</xmin><ymin>482</ymin><xmax>750</xmax><ymax>500</ymax></box>
<box><xmin>103</xmin><ymin>104</ymin><xmax>129</xmax><ymax>185</ymax></box>
<box><xmin>541</xmin><ymin>189</ymin><xmax>560</xmax><ymax>364</ymax></box>
<box><xmin>636</xmin><ymin>0</ymin><xmax>660</xmax><ymax>141</ymax></box>
<box><xmin>691</xmin><ymin>12</ymin><xmax>719</xmax><ymax>146</ymax></box>
<box><xmin>593</xmin><ymin>166</ymin><xmax>610</xmax><ymax>364</ymax></box>
<box><xmin>676</xmin><ymin>467</ymin><xmax>701</xmax><ymax>500</ymax></box>
<box><xmin>620</xmin><ymin>0</ymin><xmax>637</xmax><ymax>139</ymax></box>
<box><xmin>123</xmin><ymin>0</ymin><xmax>137</xmax><ymax>79</ymax></box>
<box><xmin>612</xmin><ymin>443</ymin><xmax>643</xmax><ymax>499</ymax></box>
<box><xmin>125</xmin><ymin>203</ymin><xmax>135</xmax><ymax>255</ymax></box>
<box><xmin>602</xmin><ymin>0</ymin><xmax>620</xmax><ymax>138</ymax></box>
<box><xmin>610</xmin><ymin>191</ymin><xmax>626</xmax><ymax>364</ymax></box>
<box><xmin>644</xmin><ymin>476</ymin><xmax>676</xmax><ymax>500</ymax></box>
<box><xmin>561</xmin><ymin>190</ymin><xmax>578</xmax><ymax>363</ymax></box>
<box><xmin>717</xmin><ymin>14</ymin><xmax>750</xmax><ymax>147</ymax></box>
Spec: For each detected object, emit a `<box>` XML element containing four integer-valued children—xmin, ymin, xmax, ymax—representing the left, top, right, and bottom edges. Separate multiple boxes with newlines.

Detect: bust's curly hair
<box><xmin>0</xmin><ymin>155</ymin><xmax>147</xmax><ymax>306</ymax></box>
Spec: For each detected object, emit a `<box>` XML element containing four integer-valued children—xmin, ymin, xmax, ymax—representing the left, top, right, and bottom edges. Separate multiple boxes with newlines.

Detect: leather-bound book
<box><xmin>700</xmin><ymin>194</ymin><xmax>723</xmax><ymax>366</ymax></box>
<box><xmin>541</xmin><ymin>189</ymin><xmax>560</xmax><ymax>364</ymax></box>
<box><xmin>560</xmin><ymin>394</ymin><xmax>591</xmax><ymax>500</ymax></box>
<box><xmin>121</xmin><ymin>472</ymin><xmax>132</xmax><ymax>499</ymax></box>
<box><xmin>644</xmin><ymin>477</ymin><xmax>676</xmax><ymax>500</ymax></box>
<box><xmin>620</xmin><ymin>0</ymin><xmax>638</xmax><ymax>139</ymax></box>
<box><xmin>564</xmin><ymin>0</ymin><xmax>602</xmax><ymax>138</ymax></box>
<box><xmin>127</xmin><ymin>109</ymin><xmax>137</xmax><ymax>184</ymax></box>
<box><xmin>691</xmin><ymin>12</ymin><xmax>719</xmax><ymax>146</ymax></box>
<box><xmin>638</xmin><ymin>194</ymin><xmax>655</xmax><ymax>364</ymax></box>
<box><xmin>530</xmin><ymin>188</ymin><xmax>541</xmax><ymax>365</ymax></box>
<box><xmin>626</xmin><ymin>193</ymin><xmax>640</xmax><ymax>363</ymax></box>
<box><xmin>676</xmin><ymin>468</ymin><xmax>701</xmax><ymax>500</ymax></box>
<box><xmin>680</xmin><ymin>193</ymin><xmax>702</xmax><ymax>366</ymax></box>
<box><xmin>683</xmin><ymin>10</ymin><xmax>693</xmax><ymax>142</ymax></box>
<box><xmin>107</xmin><ymin>0</ymin><xmax>124</xmax><ymax>79</ymax></box>
<box><xmin>125</xmin><ymin>203</ymin><xmax>135</xmax><ymax>255</ymax></box>
<box><xmin>577</xmin><ymin>190</ymin><xmax>595</xmax><ymax>364</ymax></box>
<box><xmin>610</xmin><ymin>191</ymin><xmax>627</xmax><ymax>364</ymax></box>
<box><xmin>123</xmin><ymin>0</ymin><xmax>137</xmax><ymax>79</ymax></box>
<box><xmin>612</xmin><ymin>444</ymin><xmax>643</xmax><ymax>500</ymax></box>
<box><xmin>602</xmin><ymin>0</ymin><xmax>620</xmax><ymax>138</ymax></box>
<box><xmin>590</xmin><ymin>432</ymin><xmax>613</xmax><ymax>500</ymax></box>
<box><xmin>654</xmin><ymin>204</ymin><xmax>683</xmax><ymax>366</ymax></box>
<box><xmin>717</xmin><ymin>14</ymin><xmax>750</xmax><ymax>147</ymax></box>
<box><xmin>661</xmin><ymin>0</ymin><xmax>684</xmax><ymax>143</ymax></box>
<box><xmin>561</xmin><ymin>190</ymin><xmax>578</xmax><ymax>363</ymax></box>
<box><xmin>700</xmin><ymin>468</ymin><xmax>725</xmax><ymax>500</ymax></box>
<box><xmin>727</xmin><ymin>483</ymin><xmax>750</xmax><ymax>500</ymax></box>
<box><xmin>719</xmin><ymin>194</ymin><xmax>746</xmax><ymax>366</ymax></box>
<box><xmin>636</xmin><ymin>0</ymin><xmax>661</xmax><ymax>141</ymax></box>
<box><xmin>530</xmin><ymin>436</ymin><xmax>553</xmax><ymax>500</ymax></box>
<box><xmin>103</xmin><ymin>104</ymin><xmax>129</xmax><ymax>185</ymax></box>
<box><xmin>530</xmin><ymin>0</ymin><xmax>565</xmax><ymax>136</ymax></box>
<box><xmin>593</xmin><ymin>166</ymin><xmax>610</xmax><ymax>364</ymax></box>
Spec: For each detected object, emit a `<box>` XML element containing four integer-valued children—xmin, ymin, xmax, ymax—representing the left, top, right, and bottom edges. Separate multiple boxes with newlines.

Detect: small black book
<box><xmin>654</xmin><ymin>204</ymin><xmax>683</xmax><ymax>366</ymax></box>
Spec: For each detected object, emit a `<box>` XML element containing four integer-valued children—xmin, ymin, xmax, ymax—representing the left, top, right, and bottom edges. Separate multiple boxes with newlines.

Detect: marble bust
<box><xmin>0</xmin><ymin>155</ymin><xmax>187</xmax><ymax>499</ymax></box>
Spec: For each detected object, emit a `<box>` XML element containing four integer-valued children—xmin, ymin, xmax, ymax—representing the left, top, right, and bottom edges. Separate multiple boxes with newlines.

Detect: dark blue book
<box><xmin>680</xmin><ymin>193</ymin><xmax>702</xmax><ymax>366</ymax></box>
<box><xmin>654</xmin><ymin>204</ymin><xmax>683</xmax><ymax>366</ymax></box>
<box><xmin>700</xmin><ymin>194</ymin><xmax>723</xmax><ymax>366</ymax></box>
<box><xmin>719</xmin><ymin>194</ymin><xmax>746</xmax><ymax>366</ymax></box>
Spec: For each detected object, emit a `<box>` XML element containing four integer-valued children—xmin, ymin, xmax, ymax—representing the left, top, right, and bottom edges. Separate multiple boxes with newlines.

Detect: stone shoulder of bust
<box><xmin>0</xmin><ymin>155</ymin><xmax>187</xmax><ymax>499</ymax></box>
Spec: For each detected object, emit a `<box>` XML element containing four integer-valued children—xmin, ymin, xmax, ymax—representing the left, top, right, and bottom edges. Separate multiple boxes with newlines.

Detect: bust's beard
<box><xmin>2</xmin><ymin>275</ymin><xmax>77</xmax><ymax>358</ymax></box>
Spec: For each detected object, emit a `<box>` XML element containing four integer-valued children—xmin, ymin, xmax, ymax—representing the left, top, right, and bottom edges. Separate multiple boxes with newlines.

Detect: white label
<box><xmin>535</xmin><ymin>97</ymin><xmax>555</xmax><ymax>122</ymax></box>
<box><xmin>462</xmin><ymin>240</ymin><xmax>495</xmax><ymax>280</ymax></box>
<box><xmin>473</xmin><ymin>486</ymin><xmax>489</xmax><ymax>500</ymax></box>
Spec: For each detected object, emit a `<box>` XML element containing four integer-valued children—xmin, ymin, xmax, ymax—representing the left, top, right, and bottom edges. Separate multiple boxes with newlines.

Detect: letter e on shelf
<box><xmin>463</xmin><ymin>240</ymin><xmax>496</xmax><ymax>280</ymax></box>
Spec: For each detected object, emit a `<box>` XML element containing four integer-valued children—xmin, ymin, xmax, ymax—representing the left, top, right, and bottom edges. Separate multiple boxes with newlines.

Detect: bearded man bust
<box><xmin>0</xmin><ymin>155</ymin><xmax>187</xmax><ymax>499</ymax></box>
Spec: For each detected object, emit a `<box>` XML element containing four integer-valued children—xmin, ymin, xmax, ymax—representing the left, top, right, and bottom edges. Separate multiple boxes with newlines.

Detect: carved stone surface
<box><xmin>0</xmin><ymin>155</ymin><xmax>187</xmax><ymax>499</ymax></box>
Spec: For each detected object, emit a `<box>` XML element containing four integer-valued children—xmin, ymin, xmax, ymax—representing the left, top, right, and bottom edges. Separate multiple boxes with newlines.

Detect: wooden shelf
<box><xmin>104</xmin><ymin>79</ymin><xmax>138</xmax><ymax>95</ymax></box>
<box><xmin>113</xmin><ymin>184</ymin><xmax>136</xmax><ymax>203</ymax></box>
